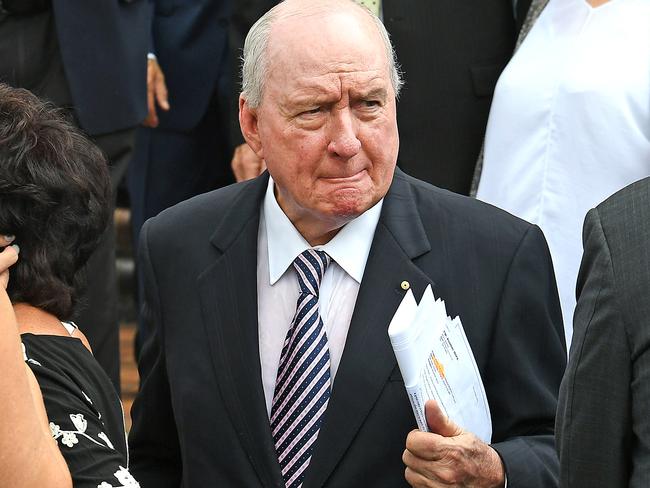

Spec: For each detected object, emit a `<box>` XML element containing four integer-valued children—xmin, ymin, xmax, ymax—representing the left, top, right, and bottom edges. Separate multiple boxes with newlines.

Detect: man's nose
<box><xmin>327</xmin><ymin>109</ymin><xmax>361</xmax><ymax>159</ymax></box>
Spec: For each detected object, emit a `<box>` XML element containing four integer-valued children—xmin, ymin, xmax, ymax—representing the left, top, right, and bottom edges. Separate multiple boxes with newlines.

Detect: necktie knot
<box><xmin>292</xmin><ymin>249</ymin><xmax>331</xmax><ymax>297</ymax></box>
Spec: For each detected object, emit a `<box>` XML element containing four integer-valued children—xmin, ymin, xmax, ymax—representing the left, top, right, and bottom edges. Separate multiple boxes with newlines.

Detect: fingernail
<box><xmin>3</xmin><ymin>235</ymin><xmax>15</xmax><ymax>242</ymax></box>
<box><xmin>10</xmin><ymin>244</ymin><xmax>19</xmax><ymax>254</ymax></box>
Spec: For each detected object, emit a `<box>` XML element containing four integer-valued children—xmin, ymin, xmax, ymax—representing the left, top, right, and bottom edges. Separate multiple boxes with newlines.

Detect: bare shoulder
<box><xmin>18</xmin><ymin>317</ymin><xmax>93</xmax><ymax>354</ymax></box>
<box><xmin>70</xmin><ymin>328</ymin><xmax>93</xmax><ymax>353</ymax></box>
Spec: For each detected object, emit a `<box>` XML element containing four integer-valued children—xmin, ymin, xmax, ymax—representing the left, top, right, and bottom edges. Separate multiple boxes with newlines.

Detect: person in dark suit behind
<box><xmin>383</xmin><ymin>0</ymin><xmax>528</xmax><ymax>194</ymax></box>
<box><xmin>127</xmin><ymin>0</ymin><xmax>234</xmax><ymax>352</ymax></box>
<box><xmin>229</xmin><ymin>0</ymin><xmax>530</xmax><ymax>195</ymax></box>
<box><xmin>556</xmin><ymin>177</ymin><xmax>650</xmax><ymax>487</ymax></box>
<box><xmin>129</xmin><ymin>1</ymin><xmax>566</xmax><ymax>486</ymax></box>
<box><xmin>0</xmin><ymin>0</ymin><xmax>149</xmax><ymax>390</ymax></box>
<box><xmin>228</xmin><ymin>0</ymin><xmax>277</xmax><ymax>181</ymax></box>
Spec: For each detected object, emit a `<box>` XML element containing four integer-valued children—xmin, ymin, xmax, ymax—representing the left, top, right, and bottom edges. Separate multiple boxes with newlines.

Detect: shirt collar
<box><xmin>264</xmin><ymin>176</ymin><xmax>383</xmax><ymax>285</ymax></box>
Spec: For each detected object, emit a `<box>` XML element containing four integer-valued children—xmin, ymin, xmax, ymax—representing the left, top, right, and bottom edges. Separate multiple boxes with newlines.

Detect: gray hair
<box><xmin>241</xmin><ymin>0</ymin><xmax>403</xmax><ymax>108</ymax></box>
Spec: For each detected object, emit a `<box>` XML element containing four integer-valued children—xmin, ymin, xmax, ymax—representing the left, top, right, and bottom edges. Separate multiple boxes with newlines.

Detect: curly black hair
<box><xmin>0</xmin><ymin>84</ymin><xmax>111</xmax><ymax>320</ymax></box>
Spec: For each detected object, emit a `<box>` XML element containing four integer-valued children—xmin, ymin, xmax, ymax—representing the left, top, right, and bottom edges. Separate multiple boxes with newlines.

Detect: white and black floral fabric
<box><xmin>21</xmin><ymin>333</ymin><xmax>139</xmax><ymax>488</ymax></box>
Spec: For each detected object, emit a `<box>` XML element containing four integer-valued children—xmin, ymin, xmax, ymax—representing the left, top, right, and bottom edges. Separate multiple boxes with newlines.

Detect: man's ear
<box><xmin>239</xmin><ymin>96</ymin><xmax>264</xmax><ymax>158</ymax></box>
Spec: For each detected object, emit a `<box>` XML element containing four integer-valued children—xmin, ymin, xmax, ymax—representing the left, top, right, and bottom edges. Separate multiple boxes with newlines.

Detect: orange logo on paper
<box><xmin>432</xmin><ymin>355</ymin><xmax>445</xmax><ymax>379</ymax></box>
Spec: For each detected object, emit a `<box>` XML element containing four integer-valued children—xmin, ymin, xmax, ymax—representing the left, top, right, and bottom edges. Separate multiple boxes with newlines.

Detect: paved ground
<box><xmin>115</xmin><ymin>207</ymin><xmax>139</xmax><ymax>432</ymax></box>
<box><xmin>120</xmin><ymin>320</ymin><xmax>138</xmax><ymax>431</ymax></box>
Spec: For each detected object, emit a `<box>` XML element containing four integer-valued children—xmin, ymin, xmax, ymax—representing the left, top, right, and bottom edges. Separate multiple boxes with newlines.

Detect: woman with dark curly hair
<box><xmin>0</xmin><ymin>84</ymin><xmax>139</xmax><ymax>488</ymax></box>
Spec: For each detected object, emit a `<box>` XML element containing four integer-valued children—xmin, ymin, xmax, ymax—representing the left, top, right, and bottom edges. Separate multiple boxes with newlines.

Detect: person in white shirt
<box><xmin>475</xmin><ymin>0</ymin><xmax>650</xmax><ymax>347</ymax></box>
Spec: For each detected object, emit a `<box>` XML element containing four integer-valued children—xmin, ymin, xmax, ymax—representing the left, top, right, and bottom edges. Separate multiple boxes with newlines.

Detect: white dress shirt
<box><xmin>477</xmin><ymin>0</ymin><xmax>650</xmax><ymax>346</ymax></box>
<box><xmin>257</xmin><ymin>177</ymin><xmax>383</xmax><ymax>416</ymax></box>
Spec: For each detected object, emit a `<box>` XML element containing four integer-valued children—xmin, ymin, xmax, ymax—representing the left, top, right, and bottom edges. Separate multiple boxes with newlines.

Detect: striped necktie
<box><xmin>271</xmin><ymin>249</ymin><xmax>332</xmax><ymax>488</ymax></box>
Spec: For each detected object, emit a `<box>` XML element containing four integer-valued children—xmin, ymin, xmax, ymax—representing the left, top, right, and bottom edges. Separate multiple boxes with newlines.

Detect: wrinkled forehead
<box><xmin>265</xmin><ymin>10</ymin><xmax>390</xmax><ymax>89</ymax></box>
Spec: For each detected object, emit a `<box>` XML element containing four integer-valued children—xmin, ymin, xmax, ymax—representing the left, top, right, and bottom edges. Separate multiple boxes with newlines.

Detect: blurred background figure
<box><xmin>229</xmin><ymin>0</ymin><xmax>531</xmax><ymax>195</ymax></box>
<box><xmin>557</xmin><ymin>177</ymin><xmax>650</xmax><ymax>488</ymax></box>
<box><xmin>228</xmin><ymin>0</ymin><xmax>275</xmax><ymax>182</ymax></box>
<box><xmin>0</xmin><ymin>84</ymin><xmax>138</xmax><ymax>487</ymax></box>
<box><xmin>474</xmin><ymin>0</ymin><xmax>650</xmax><ymax>345</ymax></box>
<box><xmin>127</xmin><ymin>0</ymin><xmax>234</xmax><ymax>353</ymax></box>
<box><xmin>0</xmin><ymin>0</ymin><xmax>149</xmax><ymax>390</ymax></box>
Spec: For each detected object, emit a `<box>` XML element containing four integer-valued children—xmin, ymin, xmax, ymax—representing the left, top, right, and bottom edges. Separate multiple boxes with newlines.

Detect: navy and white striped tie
<box><xmin>271</xmin><ymin>249</ymin><xmax>332</xmax><ymax>488</ymax></box>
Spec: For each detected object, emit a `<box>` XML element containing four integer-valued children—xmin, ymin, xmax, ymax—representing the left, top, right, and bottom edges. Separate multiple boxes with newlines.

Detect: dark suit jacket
<box><xmin>383</xmin><ymin>0</ymin><xmax>521</xmax><ymax>195</ymax></box>
<box><xmin>151</xmin><ymin>0</ymin><xmax>231</xmax><ymax>132</ymax></box>
<box><xmin>52</xmin><ymin>0</ymin><xmax>149</xmax><ymax>135</ymax></box>
<box><xmin>556</xmin><ymin>177</ymin><xmax>650</xmax><ymax>487</ymax></box>
<box><xmin>129</xmin><ymin>169</ymin><xmax>566</xmax><ymax>487</ymax></box>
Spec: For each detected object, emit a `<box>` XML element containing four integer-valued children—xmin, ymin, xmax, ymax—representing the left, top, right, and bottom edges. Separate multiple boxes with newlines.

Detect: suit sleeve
<box><xmin>128</xmin><ymin>221</ymin><xmax>182</xmax><ymax>487</ymax></box>
<box><xmin>487</xmin><ymin>224</ymin><xmax>567</xmax><ymax>487</ymax></box>
<box><xmin>556</xmin><ymin>208</ymin><xmax>634</xmax><ymax>487</ymax></box>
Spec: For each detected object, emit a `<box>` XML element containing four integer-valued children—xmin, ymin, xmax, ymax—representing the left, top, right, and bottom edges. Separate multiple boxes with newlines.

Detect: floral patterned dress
<box><xmin>21</xmin><ymin>333</ymin><xmax>139</xmax><ymax>488</ymax></box>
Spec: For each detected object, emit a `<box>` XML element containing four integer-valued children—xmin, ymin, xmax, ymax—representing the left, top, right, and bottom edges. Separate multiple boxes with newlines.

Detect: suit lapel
<box><xmin>516</xmin><ymin>0</ymin><xmax>549</xmax><ymax>51</ymax></box>
<box><xmin>304</xmin><ymin>172</ymin><xmax>434</xmax><ymax>488</ymax></box>
<box><xmin>197</xmin><ymin>174</ymin><xmax>284</xmax><ymax>487</ymax></box>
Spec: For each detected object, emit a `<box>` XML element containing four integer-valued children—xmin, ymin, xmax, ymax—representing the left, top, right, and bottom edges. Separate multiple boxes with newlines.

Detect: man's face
<box><xmin>243</xmin><ymin>10</ymin><xmax>399</xmax><ymax>243</ymax></box>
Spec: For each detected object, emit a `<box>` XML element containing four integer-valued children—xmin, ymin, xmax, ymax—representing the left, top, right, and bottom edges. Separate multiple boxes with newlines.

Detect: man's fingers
<box><xmin>155</xmin><ymin>77</ymin><xmax>170</xmax><ymax>111</ymax></box>
<box><xmin>153</xmin><ymin>65</ymin><xmax>170</xmax><ymax>112</ymax></box>
<box><xmin>404</xmin><ymin>465</ymin><xmax>444</xmax><ymax>488</ymax></box>
<box><xmin>231</xmin><ymin>144</ymin><xmax>264</xmax><ymax>182</ymax></box>
<box><xmin>144</xmin><ymin>88</ymin><xmax>158</xmax><ymax>127</ymax></box>
<box><xmin>144</xmin><ymin>59</ymin><xmax>160</xmax><ymax>127</ymax></box>
<box><xmin>425</xmin><ymin>400</ymin><xmax>463</xmax><ymax>438</ymax></box>
<box><xmin>404</xmin><ymin>442</ymin><xmax>471</xmax><ymax>487</ymax></box>
<box><xmin>405</xmin><ymin>424</ymin><xmax>505</xmax><ymax>487</ymax></box>
<box><xmin>405</xmin><ymin>430</ymin><xmax>446</xmax><ymax>461</ymax></box>
<box><xmin>242</xmin><ymin>162</ymin><xmax>261</xmax><ymax>181</ymax></box>
<box><xmin>230</xmin><ymin>148</ymin><xmax>245</xmax><ymax>181</ymax></box>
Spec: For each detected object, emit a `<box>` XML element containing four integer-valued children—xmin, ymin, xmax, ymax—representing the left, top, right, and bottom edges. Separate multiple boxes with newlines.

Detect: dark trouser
<box><xmin>0</xmin><ymin>10</ymin><xmax>132</xmax><ymax>392</ymax></box>
<box><xmin>128</xmin><ymin>90</ymin><xmax>234</xmax><ymax>356</ymax></box>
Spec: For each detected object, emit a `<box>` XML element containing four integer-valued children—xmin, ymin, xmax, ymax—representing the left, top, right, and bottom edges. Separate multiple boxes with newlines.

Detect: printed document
<box><xmin>388</xmin><ymin>285</ymin><xmax>492</xmax><ymax>443</ymax></box>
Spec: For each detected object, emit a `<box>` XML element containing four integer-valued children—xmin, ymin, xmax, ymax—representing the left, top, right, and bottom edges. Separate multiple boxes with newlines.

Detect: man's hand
<box><xmin>0</xmin><ymin>235</ymin><xmax>19</xmax><ymax>290</ymax></box>
<box><xmin>403</xmin><ymin>400</ymin><xmax>505</xmax><ymax>488</ymax></box>
<box><xmin>143</xmin><ymin>57</ymin><xmax>170</xmax><ymax>128</ymax></box>
<box><xmin>231</xmin><ymin>143</ymin><xmax>266</xmax><ymax>182</ymax></box>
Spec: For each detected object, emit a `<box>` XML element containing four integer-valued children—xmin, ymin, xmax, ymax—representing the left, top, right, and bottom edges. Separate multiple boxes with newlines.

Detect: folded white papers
<box><xmin>388</xmin><ymin>285</ymin><xmax>492</xmax><ymax>443</ymax></box>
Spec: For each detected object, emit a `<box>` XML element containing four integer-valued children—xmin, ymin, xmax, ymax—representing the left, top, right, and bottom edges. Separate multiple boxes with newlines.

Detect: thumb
<box><xmin>425</xmin><ymin>400</ymin><xmax>463</xmax><ymax>438</ymax></box>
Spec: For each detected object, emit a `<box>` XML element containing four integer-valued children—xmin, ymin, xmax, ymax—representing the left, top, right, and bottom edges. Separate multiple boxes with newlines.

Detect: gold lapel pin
<box><xmin>400</xmin><ymin>280</ymin><xmax>410</xmax><ymax>290</ymax></box>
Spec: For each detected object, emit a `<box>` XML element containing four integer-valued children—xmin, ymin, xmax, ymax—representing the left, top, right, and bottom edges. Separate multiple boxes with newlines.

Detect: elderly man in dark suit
<box><xmin>557</xmin><ymin>177</ymin><xmax>650</xmax><ymax>487</ymax></box>
<box><xmin>129</xmin><ymin>1</ymin><xmax>565</xmax><ymax>486</ymax></box>
<box><xmin>0</xmin><ymin>0</ymin><xmax>149</xmax><ymax>390</ymax></box>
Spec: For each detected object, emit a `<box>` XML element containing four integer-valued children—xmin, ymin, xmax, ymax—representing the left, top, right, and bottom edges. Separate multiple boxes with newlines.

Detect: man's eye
<box><xmin>362</xmin><ymin>100</ymin><xmax>381</xmax><ymax>108</ymax></box>
<box><xmin>301</xmin><ymin>107</ymin><xmax>322</xmax><ymax>116</ymax></box>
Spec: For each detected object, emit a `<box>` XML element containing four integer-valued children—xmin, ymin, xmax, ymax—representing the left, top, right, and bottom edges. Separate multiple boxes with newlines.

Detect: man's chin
<box><xmin>326</xmin><ymin>191</ymin><xmax>376</xmax><ymax>220</ymax></box>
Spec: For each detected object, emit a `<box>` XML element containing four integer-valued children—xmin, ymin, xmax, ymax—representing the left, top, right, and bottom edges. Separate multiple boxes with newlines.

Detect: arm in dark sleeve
<box><xmin>556</xmin><ymin>208</ymin><xmax>634</xmax><ymax>487</ymax></box>
<box><xmin>487</xmin><ymin>224</ymin><xmax>567</xmax><ymax>487</ymax></box>
<box><xmin>128</xmin><ymin>221</ymin><xmax>182</xmax><ymax>487</ymax></box>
